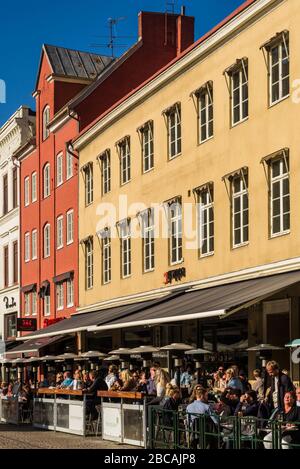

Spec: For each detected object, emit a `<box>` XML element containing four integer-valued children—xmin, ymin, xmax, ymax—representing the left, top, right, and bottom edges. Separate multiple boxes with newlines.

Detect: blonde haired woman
<box><xmin>155</xmin><ymin>368</ymin><xmax>170</xmax><ymax>402</ymax></box>
<box><xmin>225</xmin><ymin>368</ymin><xmax>243</xmax><ymax>392</ymax></box>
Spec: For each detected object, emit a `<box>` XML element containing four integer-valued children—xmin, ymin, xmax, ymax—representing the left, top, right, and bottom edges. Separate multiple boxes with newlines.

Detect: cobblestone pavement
<box><xmin>0</xmin><ymin>424</ymin><xmax>137</xmax><ymax>449</ymax></box>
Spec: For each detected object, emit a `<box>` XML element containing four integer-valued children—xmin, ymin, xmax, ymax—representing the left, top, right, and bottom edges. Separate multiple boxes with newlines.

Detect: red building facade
<box><xmin>16</xmin><ymin>11</ymin><xmax>194</xmax><ymax>333</ymax></box>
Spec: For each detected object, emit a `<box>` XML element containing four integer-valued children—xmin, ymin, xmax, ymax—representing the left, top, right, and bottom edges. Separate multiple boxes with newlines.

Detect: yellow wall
<box><xmin>78</xmin><ymin>0</ymin><xmax>300</xmax><ymax>308</ymax></box>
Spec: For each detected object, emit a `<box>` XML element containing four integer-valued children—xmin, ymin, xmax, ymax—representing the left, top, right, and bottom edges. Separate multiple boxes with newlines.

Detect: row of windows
<box><xmin>83</xmin><ymin>34</ymin><xmax>290</xmax><ymax>203</ymax></box>
<box><xmin>24</xmin><ymin>150</ymin><xmax>73</xmax><ymax>206</ymax></box>
<box><xmin>24</xmin><ymin>280</ymin><xmax>74</xmax><ymax>317</ymax></box>
<box><xmin>24</xmin><ymin>210</ymin><xmax>74</xmax><ymax>262</ymax></box>
<box><xmin>83</xmin><ymin>152</ymin><xmax>290</xmax><ymax>288</ymax></box>
<box><xmin>1</xmin><ymin>167</ymin><xmax>18</xmax><ymax>216</ymax></box>
<box><xmin>2</xmin><ymin>242</ymin><xmax>18</xmax><ymax>288</ymax></box>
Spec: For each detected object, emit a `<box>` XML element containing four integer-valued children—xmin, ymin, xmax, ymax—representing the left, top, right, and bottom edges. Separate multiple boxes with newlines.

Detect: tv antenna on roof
<box><xmin>90</xmin><ymin>17</ymin><xmax>133</xmax><ymax>58</ymax></box>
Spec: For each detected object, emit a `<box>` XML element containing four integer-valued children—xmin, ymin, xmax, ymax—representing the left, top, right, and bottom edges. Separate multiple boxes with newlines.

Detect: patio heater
<box><xmin>185</xmin><ymin>348</ymin><xmax>213</xmax><ymax>385</ymax></box>
<box><xmin>38</xmin><ymin>355</ymin><xmax>57</xmax><ymax>379</ymax></box>
<box><xmin>129</xmin><ymin>346</ymin><xmax>160</xmax><ymax>372</ymax></box>
<box><xmin>56</xmin><ymin>353</ymin><xmax>78</xmax><ymax>372</ymax></box>
<box><xmin>246</xmin><ymin>343</ymin><xmax>284</xmax><ymax>386</ymax></box>
<box><xmin>78</xmin><ymin>351</ymin><xmax>107</xmax><ymax>372</ymax></box>
<box><xmin>12</xmin><ymin>358</ymin><xmax>25</xmax><ymax>383</ymax></box>
<box><xmin>108</xmin><ymin>348</ymin><xmax>132</xmax><ymax>371</ymax></box>
<box><xmin>24</xmin><ymin>357</ymin><xmax>40</xmax><ymax>388</ymax></box>
<box><xmin>1</xmin><ymin>359</ymin><xmax>11</xmax><ymax>383</ymax></box>
<box><xmin>159</xmin><ymin>343</ymin><xmax>194</xmax><ymax>387</ymax></box>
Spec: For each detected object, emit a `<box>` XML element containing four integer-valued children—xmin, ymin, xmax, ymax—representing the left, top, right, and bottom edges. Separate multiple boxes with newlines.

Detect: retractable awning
<box><xmin>88</xmin><ymin>270</ymin><xmax>300</xmax><ymax>332</ymax></box>
<box><xmin>5</xmin><ymin>335</ymin><xmax>65</xmax><ymax>357</ymax></box>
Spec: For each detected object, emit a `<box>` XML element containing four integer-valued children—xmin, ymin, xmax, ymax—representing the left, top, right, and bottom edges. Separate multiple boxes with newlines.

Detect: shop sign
<box><xmin>17</xmin><ymin>318</ymin><xmax>37</xmax><ymax>332</ymax></box>
<box><xmin>164</xmin><ymin>268</ymin><xmax>186</xmax><ymax>285</ymax></box>
<box><xmin>3</xmin><ymin>297</ymin><xmax>17</xmax><ymax>309</ymax></box>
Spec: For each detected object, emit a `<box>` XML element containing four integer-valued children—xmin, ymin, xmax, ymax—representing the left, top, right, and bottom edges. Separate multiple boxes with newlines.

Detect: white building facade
<box><xmin>0</xmin><ymin>106</ymin><xmax>35</xmax><ymax>344</ymax></box>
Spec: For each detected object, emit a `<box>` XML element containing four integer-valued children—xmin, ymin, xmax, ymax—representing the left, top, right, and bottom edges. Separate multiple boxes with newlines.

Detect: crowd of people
<box><xmin>1</xmin><ymin>359</ymin><xmax>300</xmax><ymax>448</ymax></box>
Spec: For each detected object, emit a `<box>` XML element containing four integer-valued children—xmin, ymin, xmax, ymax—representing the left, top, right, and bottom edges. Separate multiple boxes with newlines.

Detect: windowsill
<box><xmin>120</xmin><ymin>180</ymin><xmax>131</xmax><ymax>187</ymax></box>
<box><xmin>57</xmin><ymin>245</ymin><xmax>63</xmax><ymax>251</ymax></box>
<box><xmin>44</xmin><ymin>255</ymin><xmax>50</xmax><ymax>259</ymax></box>
<box><xmin>56</xmin><ymin>182</ymin><xmax>63</xmax><ymax>188</ymax></box>
<box><xmin>32</xmin><ymin>257</ymin><xmax>37</xmax><ymax>261</ymax></box>
<box><xmin>66</xmin><ymin>240</ymin><xmax>74</xmax><ymax>246</ymax></box>
<box><xmin>269</xmin><ymin>94</ymin><xmax>290</xmax><ymax>109</ymax></box>
<box><xmin>25</xmin><ymin>259</ymin><xmax>30</xmax><ymax>263</ymax></box>
<box><xmin>170</xmin><ymin>259</ymin><xmax>184</xmax><ymax>267</ymax></box>
<box><xmin>102</xmin><ymin>281</ymin><xmax>111</xmax><ymax>286</ymax></box>
<box><xmin>85</xmin><ymin>201</ymin><xmax>93</xmax><ymax>207</ymax></box>
<box><xmin>198</xmin><ymin>135</ymin><xmax>214</xmax><ymax>146</ymax></box>
<box><xmin>168</xmin><ymin>152</ymin><xmax>182</xmax><ymax>161</ymax></box>
<box><xmin>43</xmin><ymin>195</ymin><xmax>51</xmax><ymax>200</ymax></box>
<box><xmin>144</xmin><ymin>268</ymin><xmax>155</xmax><ymax>274</ymax></box>
<box><xmin>31</xmin><ymin>199</ymin><xmax>37</xmax><ymax>204</ymax></box>
<box><xmin>232</xmin><ymin>241</ymin><xmax>249</xmax><ymax>250</ymax></box>
<box><xmin>102</xmin><ymin>191</ymin><xmax>111</xmax><ymax>197</ymax></box>
<box><xmin>270</xmin><ymin>230</ymin><xmax>290</xmax><ymax>240</ymax></box>
<box><xmin>86</xmin><ymin>287</ymin><xmax>93</xmax><ymax>291</ymax></box>
<box><xmin>143</xmin><ymin>167</ymin><xmax>154</xmax><ymax>175</ymax></box>
<box><xmin>231</xmin><ymin>116</ymin><xmax>249</xmax><ymax>129</ymax></box>
<box><xmin>199</xmin><ymin>251</ymin><xmax>214</xmax><ymax>259</ymax></box>
<box><xmin>44</xmin><ymin>314</ymin><xmax>51</xmax><ymax>317</ymax></box>
<box><xmin>57</xmin><ymin>307</ymin><xmax>64</xmax><ymax>312</ymax></box>
<box><xmin>66</xmin><ymin>175</ymin><xmax>73</xmax><ymax>181</ymax></box>
<box><xmin>122</xmin><ymin>275</ymin><xmax>132</xmax><ymax>280</ymax></box>
<box><xmin>67</xmin><ymin>303</ymin><xmax>74</xmax><ymax>308</ymax></box>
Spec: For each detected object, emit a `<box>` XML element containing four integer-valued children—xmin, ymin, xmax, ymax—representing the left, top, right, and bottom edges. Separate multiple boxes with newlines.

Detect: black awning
<box><xmin>21</xmin><ymin>283</ymin><xmax>37</xmax><ymax>293</ymax></box>
<box><xmin>53</xmin><ymin>271</ymin><xmax>74</xmax><ymax>284</ymax></box>
<box><xmin>5</xmin><ymin>335</ymin><xmax>65</xmax><ymax>357</ymax></box>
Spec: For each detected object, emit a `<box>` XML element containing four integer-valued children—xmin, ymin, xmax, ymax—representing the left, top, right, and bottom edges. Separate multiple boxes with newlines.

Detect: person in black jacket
<box><xmin>234</xmin><ymin>390</ymin><xmax>259</xmax><ymax>417</ymax></box>
<box><xmin>266</xmin><ymin>361</ymin><xmax>295</xmax><ymax>411</ymax></box>
<box><xmin>83</xmin><ymin>371</ymin><xmax>108</xmax><ymax>419</ymax></box>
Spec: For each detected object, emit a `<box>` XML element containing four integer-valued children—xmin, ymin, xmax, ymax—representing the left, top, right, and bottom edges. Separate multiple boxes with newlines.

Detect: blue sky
<box><xmin>0</xmin><ymin>0</ymin><xmax>245</xmax><ymax>126</ymax></box>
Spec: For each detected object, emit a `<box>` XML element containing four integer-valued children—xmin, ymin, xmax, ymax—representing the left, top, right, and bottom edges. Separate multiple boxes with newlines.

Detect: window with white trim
<box><xmin>31</xmin><ymin>172</ymin><xmax>37</xmax><ymax>202</ymax></box>
<box><xmin>32</xmin><ymin>229</ymin><xmax>37</xmax><ymax>260</ymax></box>
<box><xmin>25</xmin><ymin>232</ymin><xmax>30</xmax><ymax>262</ymax></box>
<box><xmin>56</xmin><ymin>152</ymin><xmax>63</xmax><ymax>186</ymax></box>
<box><xmin>119</xmin><ymin>138</ymin><xmax>131</xmax><ymax>185</ymax></box>
<box><xmin>44</xmin><ymin>223</ymin><xmax>50</xmax><ymax>258</ymax></box>
<box><xmin>269</xmin><ymin>36</ymin><xmax>289</xmax><ymax>105</ymax></box>
<box><xmin>141</xmin><ymin>209</ymin><xmax>155</xmax><ymax>272</ymax></box>
<box><xmin>24</xmin><ymin>177</ymin><xmax>30</xmax><ymax>206</ymax></box>
<box><xmin>101</xmin><ymin>230</ymin><xmax>111</xmax><ymax>284</ymax></box>
<box><xmin>44</xmin><ymin>293</ymin><xmax>51</xmax><ymax>316</ymax></box>
<box><xmin>197</xmin><ymin>185</ymin><xmax>214</xmax><ymax>257</ymax></box>
<box><xmin>57</xmin><ymin>216</ymin><xmax>63</xmax><ymax>249</ymax></box>
<box><xmin>101</xmin><ymin>151</ymin><xmax>111</xmax><ymax>195</ymax></box>
<box><xmin>198</xmin><ymin>84</ymin><xmax>213</xmax><ymax>143</ymax></box>
<box><xmin>270</xmin><ymin>156</ymin><xmax>290</xmax><ymax>236</ymax></box>
<box><xmin>66</xmin><ymin>210</ymin><xmax>74</xmax><ymax>245</ymax></box>
<box><xmin>32</xmin><ymin>291</ymin><xmax>37</xmax><ymax>316</ymax></box>
<box><xmin>66</xmin><ymin>148</ymin><xmax>73</xmax><ymax>180</ymax></box>
<box><xmin>232</xmin><ymin>172</ymin><xmax>249</xmax><ymax>247</ymax></box>
<box><xmin>84</xmin><ymin>164</ymin><xmax>93</xmax><ymax>205</ymax></box>
<box><xmin>24</xmin><ymin>293</ymin><xmax>31</xmax><ymax>316</ymax></box>
<box><xmin>85</xmin><ymin>237</ymin><xmax>93</xmax><ymax>290</ymax></box>
<box><xmin>67</xmin><ymin>279</ymin><xmax>74</xmax><ymax>307</ymax></box>
<box><xmin>43</xmin><ymin>163</ymin><xmax>50</xmax><ymax>198</ymax></box>
<box><xmin>167</xmin><ymin>104</ymin><xmax>181</xmax><ymax>159</ymax></box>
<box><xmin>231</xmin><ymin>63</ymin><xmax>248</xmax><ymax>125</ymax></box>
<box><xmin>168</xmin><ymin>199</ymin><xmax>183</xmax><ymax>265</ymax></box>
<box><xmin>141</xmin><ymin>122</ymin><xmax>154</xmax><ymax>173</ymax></box>
<box><xmin>43</xmin><ymin>105</ymin><xmax>50</xmax><ymax>141</ymax></box>
<box><xmin>118</xmin><ymin>220</ymin><xmax>131</xmax><ymax>278</ymax></box>
<box><xmin>56</xmin><ymin>283</ymin><xmax>64</xmax><ymax>311</ymax></box>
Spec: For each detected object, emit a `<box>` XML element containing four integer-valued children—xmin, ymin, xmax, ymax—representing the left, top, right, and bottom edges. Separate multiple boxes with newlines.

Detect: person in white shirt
<box><xmin>105</xmin><ymin>365</ymin><xmax>118</xmax><ymax>390</ymax></box>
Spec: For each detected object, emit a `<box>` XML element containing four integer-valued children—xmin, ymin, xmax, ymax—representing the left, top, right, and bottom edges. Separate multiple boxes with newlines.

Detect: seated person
<box><xmin>264</xmin><ymin>391</ymin><xmax>300</xmax><ymax>449</ymax></box>
<box><xmin>60</xmin><ymin>371</ymin><xmax>73</xmax><ymax>389</ymax></box>
<box><xmin>234</xmin><ymin>390</ymin><xmax>259</xmax><ymax>417</ymax></box>
<box><xmin>69</xmin><ymin>370</ymin><xmax>83</xmax><ymax>390</ymax></box>
<box><xmin>162</xmin><ymin>386</ymin><xmax>181</xmax><ymax>428</ymax></box>
<box><xmin>222</xmin><ymin>388</ymin><xmax>242</xmax><ymax>415</ymax></box>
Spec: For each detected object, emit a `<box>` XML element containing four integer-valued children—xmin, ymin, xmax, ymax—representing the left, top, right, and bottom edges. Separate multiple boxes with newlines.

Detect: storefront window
<box><xmin>4</xmin><ymin>313</ymin><xmax>17</xmax><ymax>339</ymax></box>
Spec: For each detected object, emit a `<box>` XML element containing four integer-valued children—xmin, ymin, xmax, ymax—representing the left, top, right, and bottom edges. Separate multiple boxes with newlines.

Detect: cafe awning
<box><xmin>5</xmin><ymin>335</ymin><xmax>65</xmax><ymax>357</ymax></box>
<box><xmin>88</xmin><ymin>270</ymin><xmax>300</xmax><ymax>331</ymax></box>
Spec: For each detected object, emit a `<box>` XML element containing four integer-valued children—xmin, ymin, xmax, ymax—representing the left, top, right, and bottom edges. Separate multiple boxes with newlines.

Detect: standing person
<box><xmin>266</xmin><ymin>361</ymin><xmax>294</xmax><ymax>411</ymax></box>
<box><xmin>83</xmin><ymin>371</ymin><xmax>108</xmax><ymax>419</ymax></box>
<box><xmin>180</xmin><ymin>364</ymin><xmax>194</xmax><ymax>388</ymax></box>
<box><xmin>146</xmin><ymin>366</ymin><xmax>156</xmax><ymax>396</ymax></box>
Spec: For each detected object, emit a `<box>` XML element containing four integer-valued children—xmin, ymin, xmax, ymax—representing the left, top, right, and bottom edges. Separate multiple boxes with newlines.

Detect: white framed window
<box><xmin>141</xmin><ymin>209</ymin><xmax>155</xmax><ymax>272</ymax></box>
<box><xmin>24</xmin><ymin>293</ymin><xmax>31</xmax><ymax>316</ymax></box>
<box><xmin>43</xmin><ymin>105</ymin><xmax>50</xmax><ymax>141</ymax></box>
<box><xmin>44</xmin><ymin>294</ymin><xmax>51</xmax><ymax>316</ymax></box>
<box><xmin>270</xmin><ymin>156</ymin><xmax>290</xmax><ymax>237</ymax></box>
<box><xmin>44</xmin><ymin>223</ymin><xmax>50</xmax><ymax>258</ymax></box>
<box><xmin>56</xmin><ymin>152</ymin><xmax>63</xmax><ymax>186</ymax></box>
<box><xmin>198</xmin><ymin>84</ymin><xmax>213</xmax><ymax>143</ymax></box>
<box><xmin>32</xmin><ymin>291</ymin><xmax>37</xmax><ymax>316</ymax></box>
<box><xmin>197</xmin><ymin>185</ymin><xmax>214</xmax><ymax>257</ymax></box>
<box><xmin>56</xmin><ymin>216</ymin><xmax>63</xmax><ymax>249</ymax></box>
<box><xmin>31</xmin><ymin>172</ymin><xmax>37</xmax><ymax>202</ymax></box>
<box><xmin>84</xmin><ymin>163</ymin><xmax>93</xmax><ymax>205</ymax></box>
<box><xmin>66</xmin><ymin>148</ymin><xmax>73</xmax><ymax>180</ymax></box>
<box><xmin>269</xmin><ymin>36</ymin><xmax>289</xmax><ymax>105</ymax></box>
<box><xmin>100</xmin><ymin>150</ymin><xmax>111</xmax><ymax>195</ymax></box>
<box><xmin>24</xmin><ymin>177</ymin><xmax>30</xmax><ymax>206</ymax></box>
<box><xmin>168</xmin><ymin>199</ymin><xmax>183</xmax><ymax>265</ymax></box>
<box><xmin>85</xmin><ymin>237</ymin><xmax>93</xmax><ymax>290</ymax></box>
<box><xmin>232</xmin><ymin>172</ymin><xmax>249</xmax><ymax>247</ymax></box>
<box><xmin>231</xmin><ymin>62</ymin><xmax>248</xmax><ymax>126</ymax></box>
<box><xmin>56</xmin><ymin>283</ymin><xmax>64</xmax><ymax>311</ymax></box>
<box><xmin>119</xmin><ymin>138</ymin><xmax>131</xmax><ymax>185</ymax></box>
<box><xmin>101</xmin><ymin>230</ymin><xmax>111</xmax><ymax>284</ymax></box>
<box><xmin>140</xmin><ymin>121</ymin><xmax>154</xmax><ymax>173</ymax></box>
<box><xmin>166</xmin><ymin>104</ymin><xmax>181</xmax><ymax>159</ymax></box>
<box><xmin>43</xmin><ymin>163</ymin><xmax>50</xmax><ymax>198</ymax></box>
<box><xmin>25</xmin><ymin>232</ymin><xmax>30</xmax><ymax>262</ymax></box>
<box><xmin>32</xmin><ymin>229</ymin><xmax>37</xmax><ymax>260</ymax></box>
<box><xmin>118</xmin><ymin>220</ymin><xmax>131</xmax><ymax>278</ymax></box>
<box><xmin>67</xmin><ymin>279</ymin><xmax>74</xmax><ymax>307</ymax></box>
<box><xmin>66</xmin><ymin>210</ymin><xmax>74</xmax><ymax>245</ymax></box>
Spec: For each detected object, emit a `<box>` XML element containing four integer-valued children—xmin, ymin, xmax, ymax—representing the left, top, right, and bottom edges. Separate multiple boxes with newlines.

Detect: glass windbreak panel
<box><xmin>123</xmin><ymin>408</ymin><xmax>143</xmax><ymax>443</ymax></box>
<box><xmin>56</xmin><ymin>403</ymin><xmax>70</xmax><ymax>429</ymax></box>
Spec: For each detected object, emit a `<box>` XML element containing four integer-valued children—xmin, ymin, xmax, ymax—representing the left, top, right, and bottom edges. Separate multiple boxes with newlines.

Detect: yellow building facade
<box><xmin>75</xmin><ymin>0</ymin><xmax>300</xmax><ymax>374</ymax></box>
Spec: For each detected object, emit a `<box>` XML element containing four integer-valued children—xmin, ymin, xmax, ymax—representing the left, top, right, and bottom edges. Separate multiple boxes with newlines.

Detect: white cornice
<box><xmin>74</xmin><ymin>0</ymin><xmax>284</xmax><ymax>151</ymax></box>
